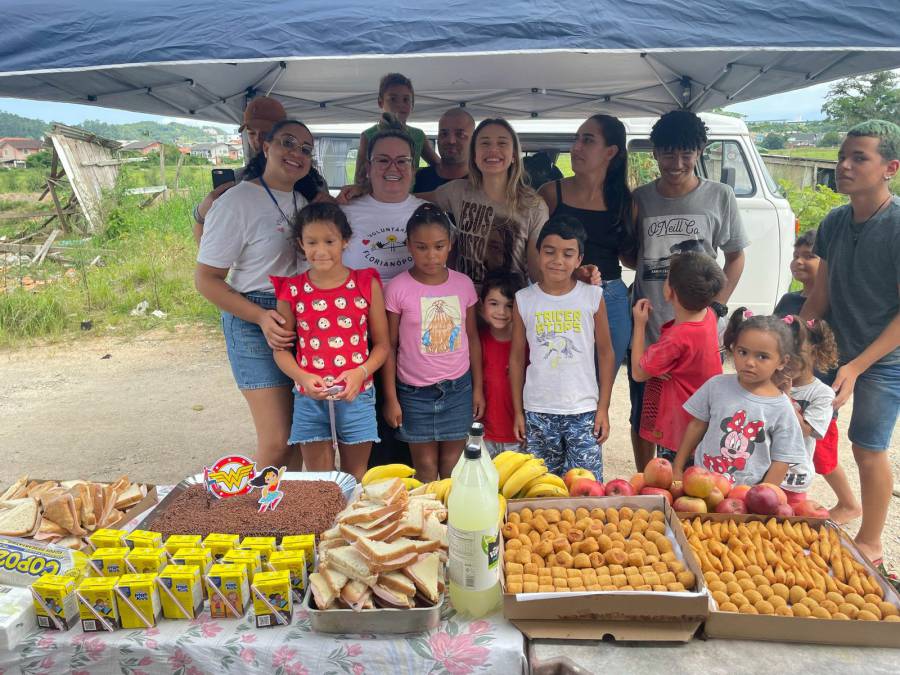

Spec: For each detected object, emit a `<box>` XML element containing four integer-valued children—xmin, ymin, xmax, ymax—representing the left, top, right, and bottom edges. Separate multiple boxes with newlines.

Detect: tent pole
<box><xmin>685</xmin><ymin>62</ymin><xmax>737</xmax><ymax>110</ymax></box>
<box><xmin>806</xmin><ymin>53</ymin><xmax>854</xmax><ymax>83</ymax></box>
<box><xmin>724</xmin><ymin>56</ymin><xmax>787</xmax><ymax>102</ymax></box>
<box><xmin>264</xmin><ymin>62</ymin><xmax>287</xmax><ymax>97</ymax></box>
<box><xmin>640</xmin><ymin>54</ymin><xmax>683</xmax><ymax>107</ymax></box>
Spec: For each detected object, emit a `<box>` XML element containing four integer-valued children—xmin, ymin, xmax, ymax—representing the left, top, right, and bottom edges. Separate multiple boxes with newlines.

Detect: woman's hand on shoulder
<box><xmin>258</xmin><ymin>309</ymin><xmax>296</xmax><ymax>350</ymax></box>
<box><xmin>336</xmin><ymin>184</ymin><xmax>367</xmax><ymax>205</ymax></box>
<box><xmin>575</xmin><ymin>264</ymin><xmax>601</xmax><ymax>285</ymax></box>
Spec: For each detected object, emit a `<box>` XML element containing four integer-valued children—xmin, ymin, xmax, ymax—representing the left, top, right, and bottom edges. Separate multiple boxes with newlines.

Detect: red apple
<box><xmin>640</xmin><ymin>486</ymin><xmax>673</xmax><ymax>506</ymax></box>
<box><xmin>711</xmin><ymin>472</ymin><xmax>732</xmax><ymax>498</ymax></box>
<box><xmin>705</xmin><ymin>487</ymin><xmax>725</xmax><ymax>510</ymax></box>
<box><xmin>629</xmin><ymin>473</ymin><xmax>646</xmax><ymax>493</ymax></box>
<box><xmin>670</xmin><ymin>480</ymin><xmax>685</xmax><ymax>500</ymax></box>
<box><xmin>714</xmin><ymin>498</ymin><xmax>747</xmax><ymax>514</ymax></box>
<box><xmin>563</xmin><ymin>468</ymin><xmax>595</xmax><ymax>491</ymax></box>
<box><xmin>728</xmin><ymin>484</ymin><xmax>751</xmax><ymax>502</ymax></box>
<box><xmin>683</xmin><ymin>467</ymin><xmax>715</xmax><ymax>499</ymax></box>
<box><xmin>761</xmin><ymin>483</ymin><xmax>788</xmax><ymax>506</ymax></box>
<box><xmin>774</xmin><ymin>503</ymin><xmax>795</xmax><ymax>517</ymax></box>
<box><xmin>644</xmin><ymin>458</ymin><xmax>673</xmax><ymax>490</ymax></box>
<box><xmin>793</xmin><ymin>500</ymin><xmax>830</xmax><ymax>519</ymax></box>
<box><xmin>605</xmin><ymin>479</ymin><xmax>635</xmax><ymax>497</ymax></box>
<box><xmin>674</xmin><ymin>496</ymin><xmax>708</xmax><ymax>513</ymax></box>
<box><xmin>571</xmin><ymin>478</ymin><xmax>606</xmax><ymax>497</ymax></box>
<box><xmin>745</xmin><ymin>484</ymin><xmax>781</xmax><ymax>516</ymax></box>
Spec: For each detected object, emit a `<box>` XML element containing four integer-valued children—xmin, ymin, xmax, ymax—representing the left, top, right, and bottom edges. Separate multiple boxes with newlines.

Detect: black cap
<box><xmin>469</xmin><ymin>422</ymin><xmax>484</xmax><ymax>437</ymax></box>
<box><xmin>464</xmin><ymin>442</ymin><xmax>481</xmax><ymax>460</ymax></box>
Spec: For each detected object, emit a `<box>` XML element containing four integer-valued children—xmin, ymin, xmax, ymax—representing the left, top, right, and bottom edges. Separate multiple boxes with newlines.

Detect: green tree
<box><xmin>25</xmin><ymin>148</ymin><xmax>52</xmax><ymax>169</ymax></box>
<box><xmin>817</xmin><ymin>131</ymin><xmax>842</xmax><ymax>147</ymax></box>
<box><xmin>821</xmin><ymin>71</ymin><xmax>900</xmax><ymax>127</ymax></box>
<box><xmin>762</xmin><ymin>133</ymin><xmax>786</xmax><ymax>150</ymax></box>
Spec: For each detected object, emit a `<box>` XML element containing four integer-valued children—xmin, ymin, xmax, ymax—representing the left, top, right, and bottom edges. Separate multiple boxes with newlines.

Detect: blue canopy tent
<box><xmin>0</xmin><ymin>1</ymin><xmax>898</xmax><ymax>123</ymax></box>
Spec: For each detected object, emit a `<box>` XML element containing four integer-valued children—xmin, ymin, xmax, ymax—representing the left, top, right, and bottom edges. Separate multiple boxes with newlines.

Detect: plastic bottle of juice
<box><xmin>451</xmin><ymin>423</ymin><xmax>498</xmax><ymax>493</ymax></box>
<box><xmin>448</xmin><ymin>442</ymin><xmax>501</xmax><ymax>617</ymax></box>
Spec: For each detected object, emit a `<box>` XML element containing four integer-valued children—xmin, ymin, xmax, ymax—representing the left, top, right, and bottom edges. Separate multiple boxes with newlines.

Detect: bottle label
<box><xmin>448</xmin><ymin>524</ymin><xmax>499</xmax><ymax>591</ymax></box>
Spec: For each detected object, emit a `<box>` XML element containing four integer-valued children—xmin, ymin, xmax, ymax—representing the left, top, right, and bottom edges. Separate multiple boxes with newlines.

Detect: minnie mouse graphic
<box><xmin>703</xmin><ymin>410</ymin><xmax>765</xmax><ymax>482</ymax></box>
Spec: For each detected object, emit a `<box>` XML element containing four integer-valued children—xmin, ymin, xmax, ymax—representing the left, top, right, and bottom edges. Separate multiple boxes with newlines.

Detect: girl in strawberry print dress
<box><xmin>271</xmin><ymin>203</ymin><xmax>390</xmax><ymax>480</ymax></box>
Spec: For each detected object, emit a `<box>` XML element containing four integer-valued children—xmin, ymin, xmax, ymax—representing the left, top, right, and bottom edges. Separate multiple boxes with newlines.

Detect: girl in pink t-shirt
<box><xmin>270</xmin><ymin>203</ymin><xmax>390</xmax><ymax>480</ymax></box>
<box><xmin>383</xmin><ymin>204</ymin><xmax>484</xmax><ymax>481</ymax></box>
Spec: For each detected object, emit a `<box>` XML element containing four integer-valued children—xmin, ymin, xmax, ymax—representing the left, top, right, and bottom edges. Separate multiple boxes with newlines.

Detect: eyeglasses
<box><xmin>274</xmin><ymin>135</ymin><xmax>314</xmax><ymax>156</ymax></box>
<box><xmin>371</xmin><ymin>155</ymin><xmax>413</xmax><ymax>170</ymax></box>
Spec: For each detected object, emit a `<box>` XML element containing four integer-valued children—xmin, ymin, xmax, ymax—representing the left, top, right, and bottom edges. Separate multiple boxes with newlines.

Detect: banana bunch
<box><xmin>493</xmin><ymin>451</ymin><xmax>569</xmax><ymax>500</ymax></box>
<box><xmin>361</xmin><ymin>463</ymin><xmax>415</xmax><ymax>486</ymax></box>
<box><xmin>424</xmin><ymin>478</ymin><xmax>453</xmax><ymax>505</ymax></box>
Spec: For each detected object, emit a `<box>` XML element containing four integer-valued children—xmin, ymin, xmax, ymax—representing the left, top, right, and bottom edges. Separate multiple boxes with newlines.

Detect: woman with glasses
<box><xmin>196</xmin><ymin>119</ymin><xmax>314</xmax><ymax>470</ymax></box>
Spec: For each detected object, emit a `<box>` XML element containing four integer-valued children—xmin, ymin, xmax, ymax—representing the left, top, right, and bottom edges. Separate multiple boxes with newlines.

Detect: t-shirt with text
<box><xmin>781</xmin><ymin>378</ymin><xmax>835</xmax><ymax>493</ymax></box>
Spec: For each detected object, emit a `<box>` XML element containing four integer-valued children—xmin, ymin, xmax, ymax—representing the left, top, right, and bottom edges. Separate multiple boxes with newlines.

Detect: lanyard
<box><xmin>259</xmin><ymin>175</ymin><xmax>298</xmax><ymax>226</ymax></box>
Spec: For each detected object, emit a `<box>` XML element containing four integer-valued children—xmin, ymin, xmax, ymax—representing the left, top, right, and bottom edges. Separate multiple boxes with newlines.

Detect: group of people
<box><xmin>193</xmin><ymin>72</ymin><xmax>899</xmax><ymax>574</ymax></box>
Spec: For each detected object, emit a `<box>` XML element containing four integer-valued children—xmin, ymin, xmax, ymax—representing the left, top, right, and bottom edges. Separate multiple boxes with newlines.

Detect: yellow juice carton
<box><xmin>170</xmin><ymin>548</ymin><xmax>213</xmax><ymax>598</ymax></box>
<box><xmin>251</xmin><ymin>570</ymin><xmax>292</xmax><ymax>628</ymax></box>
<box><xmin>280</xmin><ymin>535</ymin><xmax>315</xmax><ymax>572</ymax></box>
<box><xmin>89</xmin><ymin>547</ymin><xmax>130</xmax><ymax>577</ymax></box>
<box><xmin>115</xmin><ymin>574</ymin><xmax>160</xmax><ymax>629</ymax></box>
<box><xmin>88</xmin><ymin>528</ymin><xmax>127</xmax><ymax>551</ymax></box>
<box><xmin>126</xmin><ymin>548</ymin><xmax>168</xmax><ymax>575</ymax></box>
<box><xmin>222</xmin><ymin>549</ymin><xmax>262</xmax><ymax>583</ymax></box>
<box><xmin>31</xmin><ymin>575</ymin><xmax>78</xmax><ymax>630</ymax></box>
<box><xmin>268</xmin><ymin>550</ymin><xmax>306</xmax><ymax>600</ymax></box>
<box><xmin>239</xmin><ymin>536</ymin><xmax>277</xmax><ymax>565</ymax></box>
<box><xmin>163</xmin><ymin>535</ymin><xmax>203</xmax><ymax>557</ymax></box>
<box><xmin>157</xmin><ymin>565</ymin><xmax>203</xmax><ymax>620</ymax></box>
<box><xmin>77</xmin><ymin>577</ymin><xmax>119</xmax><ymax>632</ymax></box>
<box><xmin>202</xmin><ymin>533</ymin><xmax>240</xmax><ymax>562</ymax></box>
<box><xmin>124</xmin><ymin>530</ymin><xmax>163</xmax><ymax>550</ymax></box>
<box><xmin>205</xmin><ymin>564</ymin><xmax>249</xmax><ymax>619</ymax></box>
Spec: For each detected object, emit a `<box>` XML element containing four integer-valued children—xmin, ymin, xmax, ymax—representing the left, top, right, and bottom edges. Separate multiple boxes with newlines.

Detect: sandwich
<box><xmin>309</xmin><ymin>572</ymin><xmax>338</xmax><ymax>610</ymax></box>
<box><xmin>378</xmin><ymin>571</ymin><xmax>416</xmax><ymax>597</ymax></box>
<box><xmin>338</xmin><ymin>519</ymin><xmax>401</xmax><ymax>543</ymax></box>
<box><xmin>338</xmin><ymin>501</ymin><xmax>404</xmax><ymax>527</ymax></box>
<box><xmin>354</xmin><ymin>536</ymin><xmax>418</xmax><ymax>563</ymax></box>
<box><xmin>319</xmin><ymin>567</ymin><xmax>349</xmax><ymax>594</ymax></box>
<box><xmin>323</xmin><ymin>546</ymin><xmax>377</xmax><ymax>587</ymax></box>
<box><xmin>363</xmin><ymin>478</ymin><xmax>407</xmax><ymax>506</ymax></box>
<box><xmin>0</xmin><ymin>498</ymin><xmax>39</xmax><ymax>537</ymax></box>
<box><xmin>421</xmin><ymin>513</ymin><xmax>448</xmax><ymax>549</ymax></box>
<box><xmin>0</xmin><ymin>476</ymin><xmax>28</xmax><ymax>501</ymax></box>
<box><xmin>403</xmin><ymin>552</ymin><xmax>440</xmax><ymax>604</ymax></box>
<box><xmin>371</xmin><ymin>583</ymin><xmax>412</xmax><ymax>608</ymax></box>
<box><xmin>395</xmin><ymin>500</ymin><xmax>425</xmax><ymax>538</ymax></box>
<box><xmin>114</xmin><ymin>483</ymin><xmax>145</xmax><ymax>510</ymax></box>
<box><xmin>340</xmin><ymin>579</ymin><xmax>370</xmax><ymax>611</ymax></box>
<box><xmin>42</xmin><ymin>494</ymin><xmax>86</xmax><ymax>536</ymax></box>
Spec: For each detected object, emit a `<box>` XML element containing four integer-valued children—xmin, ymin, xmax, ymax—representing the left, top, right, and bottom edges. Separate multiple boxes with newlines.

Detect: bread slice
<box><xmin>354</xmin><ymin>536</ymin><xmax>418</xmax><ymax>564</ymax></box>
<box><xmin>369</xmin><ymin>551</ymin><xmax>419</xmax><ymax>573</ymax></box>
<box><xmin>114</xmin><ymin>483</ymin><xmax>145</xmax><ymax>510</ymax></box>
<box><xmin>338</xmin><ymin>501</ymin><xmax>404</xmax><ymax>526</ymax></box>
<box><xmin>320</xmin><ymin>525</ymin><xmax>343</xmax><ymax>541</ymax></box>
<box><xmin>0</xmin><ymin>498</ymin><xmax>38</xmax><ymax>536</ymax></box>
<box><xmin>339</xmin><ymin>519</ymin><xmax>401</xmax><ymax>543</ymax></box>
<box><xmin>403</xmin><ymin>552</ymin><xmax>440</xmax><ymax>604</ymax></box>
<box><xmin>309</xmin><ymin>572</ymin><xmax>338</xmax><ymax>610</ymax></box>
<box><xmin>371</xmin><ymin>583</ymin><xmax>412</xmax><ymax>608</ymax></box>
<box><xmin>363</xmin><ymin>478</ymin><xmax>406</xmax><ymax>505</ymax></box>
<box><xmin>378</xmin><ymin>571</ymin><xmax>416</xmax><ymax>597</ymax></box>
<box><xmin>319</xmin><ymin>567</ymin><xmax>349</xmax><ymax>595</ymax></box>
<box><xmin>324</xmin><ymin>546</ymin><xmax>377</xmax><ymax>587</ymax></box>
<box><xmin>422</xmin><ymin>513</ymin><xmax>448</xmax><ymax>549</ymax></box>
<box><xmin>340</xmin><ymin>579</ymin><xmax>368</xmax><ymax>605</ymax></box>
<box><xmin>395</xmin><ymin>500</ymin><xmax>425</xmax><ymax>538</ymax></box>
<box><xmin>317</xmin><ymin>538</ymin><xmax>348</xmax><ymax>557</ymax></box>
<box><xmin>0</xmin><ymin>476</ymin><xmax>28</xmax><ymax>501</ymax></box>
<box><xmin>55</xmin><ymin>536</ymin><xmax>83</xmax><ymax>550</ymax></box>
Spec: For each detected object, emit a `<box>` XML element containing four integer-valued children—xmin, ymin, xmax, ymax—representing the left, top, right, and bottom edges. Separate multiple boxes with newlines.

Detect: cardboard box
<box><xmin>685</xmin><ymin>513</ymin><xmax>900</xmax><ymax>648</ymax></box>
<box><xmin>251</xmin><ymin>570</ymin><xmax>293</xmax><ymax>628</ymax></box>
<box><xmin>502</xmin><ymin>495</ymin><xmax>707</xmax><ymax>641</ymax></box>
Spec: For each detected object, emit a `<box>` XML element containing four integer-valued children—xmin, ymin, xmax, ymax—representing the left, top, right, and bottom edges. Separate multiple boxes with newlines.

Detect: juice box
<box><xmin>268</xmin><ymin>550</ymin><xmax>306</xmax><ymax>600</ymax></box>
<box><xmin>88</xmin><ymin>528</ymin><xmax>127</xmax><ymax>551</ymax></box>
<box><xmin>251</xmin><ymin>570</ymin><xmax>292</xmax><ymax>628</ymax></box>
<box><xmin>163</xmin><ymin>535</ymin><xmax>203</xmax><ymax>557</ymax></box>
<box><xmin>205</xmin><ymin>564</ymin><xmax>249</xmax><ymax>619</ymax></box>
<box><xmin>239</xmin><ymin>536</ymin><xmax>277</xmax><ymax>565</ymax></box>
<box><xmin>280</xmin><ymin>535</ymin><xmax>315</xmax><ymax>572</ymax></box>
<box><xmin>157</xmin><ymin>565</ymin><xmax>203</xmax><ymax>620</ymax></box>
<box><xmin>126</xmin><ymin>548</ymin><xmax>168</xmax><ymax>575</ymax></box>
<box><xmin>170</xmin><ymin>548</ymin><xmax>213</xmax><ymax>598</ymax></box>
<box><xmin>202</xmin><ymin>533</ymin><xmax>240</xmax><ymax>562</ymax></box>
<box><xmin>125</xmin><ymin>530</ymin><xmax>163</xmax><ymax>550</ymax></box>
<box><xmin>89</xmin><ymin>547</ymin><xmax>130</xmax><ymax>577</ymax></box>
<box><xmin>115</xmin><ymin>574</ymin><xmax>160</xmax><ymax>629</ymax></box>
<box><xmin>77</xmin><ymin>577</ymin><xmax>119</xmax><ymax>632</ymax></box>
<box><xmin>31</xmin><ymin>575</ymin><xmax>78</xmax><ymax>630</ymax></box>
<box><xmin>222</xmin><ymin>549</ymin><xmax>262</xmax><ymax>583</ymax></box>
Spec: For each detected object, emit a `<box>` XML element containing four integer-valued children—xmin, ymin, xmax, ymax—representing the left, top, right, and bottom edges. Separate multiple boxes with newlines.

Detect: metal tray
<box><xmin>141</xmin><ymin>471</ymin><xmax>357</xmax><ymax>540</ymax></box>
<box><xmin>303</xmin><ymin>587</ymin><xmax>443</xmax><ymax>634</ymax></box>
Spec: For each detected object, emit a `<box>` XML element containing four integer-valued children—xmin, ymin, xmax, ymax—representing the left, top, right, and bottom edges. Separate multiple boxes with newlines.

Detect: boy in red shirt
<box><xmin>631</xmin><ymin>252</ymin><xmax>726</xmax><ymax>465</ymax></box>
<box><xmin>478</xmin><ymin>271</ymin><xmax>526</xmax><ymax>456</ymax></box>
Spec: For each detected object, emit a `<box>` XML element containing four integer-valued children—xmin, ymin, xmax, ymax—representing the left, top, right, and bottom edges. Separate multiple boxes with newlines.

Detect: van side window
<box><xmin>626</xmin><ymin>149</ymin><xmax>661</xmax><ymax>189</ymax></box>
<box><xmin>701</xmin><ymin>141</ymin><xmax>755</xmax><ymax>197</ymax></box>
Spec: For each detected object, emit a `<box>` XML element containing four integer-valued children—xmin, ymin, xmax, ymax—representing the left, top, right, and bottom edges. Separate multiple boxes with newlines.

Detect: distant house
<box><xmin>226</xmin><ymin>139</ymin><xmax>244</xmax><ymax>162</ymax></box>
<box><xmin>190</xmin><ymin>142</ymin><xmax>232</xmax><ymax>164</ymax></box>
<box><xmin>0</xmin><ymin>137</ymin><xmax>44</xmax><ymax>167</ymax></box>
<box><xmin>785</xmin><ymin>133</ymin><xmax>818</xmax><ymax>148</ymax></box>
<box><xmin>121</xmin><ymin>139</ymin><xmax>163</xmax><ymax>155</ymax></box>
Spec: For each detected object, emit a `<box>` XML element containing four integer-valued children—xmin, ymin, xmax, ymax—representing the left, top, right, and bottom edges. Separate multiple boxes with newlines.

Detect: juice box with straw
<box><xmin>126</xmin><ymin>548</ymin><xmax>168</xmax><ymax>575</ymax></box>
<box><xmin>157</xmin><ymin>565</ymin><xmax>203</xmax><ymax>620</ymax></box>
<box><xmin>268</xmin><ymin>550</ymin><xmax>306</xmax><ymax>599</ymax></box>
<box><xmin>77</xmin><ymin>577</ymin><xmax>119</xmax><ymax>632</ymax></box>
<box><xmin>89</xmin><ymin>547</ymin><xmax>130</xmax><ymax>577</ymax></box>
<box><xmin>31</xmin><ymin>574</ymin><xmax>78</xmax><ymax>630</ymax></box>
<box><xmin>171</xmin><ymin>548</ymin><xmax>213</xmax><ymax>598</ymax></box>
<box><xmin>202</xmin><ymin>533</ymin><xmax>240</xmax><ymax>562</ymax></box>
<box><xmin>251</xmin><ymin>570</ymin><xmax>292</xmax><ymax>628</ymax></box>
<box><xmin>238</xmin><ymin>536</ymin><xmax>277</xmax><ymax>565</ymax></box>
<box><xmin>163</xmin><ymin>535</ymin><xmax>202</xmax><ymax>557</ymax></box>
<box><xmin>206</xmin><ymin>564</ymin><xmax>249</xmax><ymax>618</ymax></box>
<box><xmin>88</xmin><ymin>528</ymin><xmax>127</xmax><ymax>551</ymax></box>
<box><xmin>222</xmin><ymin>549</ymin><xmax>262</xmax><ymax>583</ymax></box>
<box><xmin>115</xmin><ymin>574</ymin><xmax>160</xmax><ymax>629</ymax></box>
<box><xmin>124</xmin><ymin>530</ymin><xmax>163</xmax><ymax>550</ymax></box>
<box><xmin>280</xmin><ymin>535</ymin><xmax>315</xmax><ymax>572</ymax></box>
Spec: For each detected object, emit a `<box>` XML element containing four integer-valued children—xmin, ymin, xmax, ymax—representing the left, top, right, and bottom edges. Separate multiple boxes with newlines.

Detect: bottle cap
<box><xmin>464</xmin><ymin>442</ymin><xmax>481</xmax><ymax>460</ymax></box>
<box><xmin>469</xmin><ymin>422</ymin><xmax>484</xmax><ymax>437</ymax></box>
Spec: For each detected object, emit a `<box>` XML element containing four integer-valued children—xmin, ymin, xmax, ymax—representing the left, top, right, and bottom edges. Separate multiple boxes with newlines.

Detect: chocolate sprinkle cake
<box><xmin>146</xmin><ymin>481</ymin><xmax>345</xmax><ymax>539</ymax></box>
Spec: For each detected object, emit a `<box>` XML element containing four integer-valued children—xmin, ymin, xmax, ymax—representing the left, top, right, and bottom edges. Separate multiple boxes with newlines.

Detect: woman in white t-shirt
<box><xmin>196</xmin><ymin>119</ymin><xmax>311</xmax><ymax>469</ymax></box>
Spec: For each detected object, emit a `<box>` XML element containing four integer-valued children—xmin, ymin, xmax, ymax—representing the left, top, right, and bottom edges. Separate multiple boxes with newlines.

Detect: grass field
<box><xmin>760</xmin><ymin>147</ymin><xmax>839</xmax><ymax>160</ymax></box>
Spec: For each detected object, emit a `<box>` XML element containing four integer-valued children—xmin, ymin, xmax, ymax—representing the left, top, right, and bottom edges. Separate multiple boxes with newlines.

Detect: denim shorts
<box><xmin>289</xmin><ymin>386</ymin><xmax>380</xmax><ymax>446</ymax></box>
<box><xmin>602</xmin><ymin>278</ymin><xmax>632</xmax><ymax>369</ymax></box>
<box><xmin>221</xmin><ymin>292</ymin><xmax>293</xmax><ymax>390</ymax></box>
<box><xmin>848</xmin><ymin>360</ymin><xmax>900</xmax><ymax>451</ymax></box>
<box><xmin>395</xmin><ymin>371</ymin><xmax>473</xmax><ymax>443</ymax></box>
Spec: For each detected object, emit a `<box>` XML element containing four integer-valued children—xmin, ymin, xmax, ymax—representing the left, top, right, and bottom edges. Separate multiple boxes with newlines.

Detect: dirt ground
<box><xmin>1</xmin><ymin>327</ymin><xmax>898</xmax><ymax>565</ymax></box>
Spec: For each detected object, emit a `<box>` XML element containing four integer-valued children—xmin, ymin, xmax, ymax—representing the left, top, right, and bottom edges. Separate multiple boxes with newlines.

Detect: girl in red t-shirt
<box><xmin>271</xmin><ymin>203</ymin><xmax>390</xmax><ymax>480</ymax></box>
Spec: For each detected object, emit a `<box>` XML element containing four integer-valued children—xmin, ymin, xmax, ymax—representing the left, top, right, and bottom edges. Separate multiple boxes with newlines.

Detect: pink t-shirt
<box><xmin>385</xmin><ymin>269</ymin><xmax>477</xmax><ymax>387</ymax></box>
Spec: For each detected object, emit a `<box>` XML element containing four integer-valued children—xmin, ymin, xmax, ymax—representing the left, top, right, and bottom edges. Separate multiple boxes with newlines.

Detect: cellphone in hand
<box><xmin>323</xmin><ymin>383</ymin><xmax>346</xmax><ymax>396</ymax></box>
<box><xmin>212</xmin><ymin>168</ymin><xmax>236</xmax><ymax>189</ymax></box>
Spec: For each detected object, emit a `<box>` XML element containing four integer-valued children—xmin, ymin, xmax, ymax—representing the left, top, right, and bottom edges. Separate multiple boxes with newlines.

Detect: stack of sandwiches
<box><xmin>309</xmin><ymin>478</ymin><xmax>448</xmax><ymax>611</ymax></box>
<box><xmin>0</xmin><ymin>475</ymin><xmax>148</xmax><ymax>548</ymax></box>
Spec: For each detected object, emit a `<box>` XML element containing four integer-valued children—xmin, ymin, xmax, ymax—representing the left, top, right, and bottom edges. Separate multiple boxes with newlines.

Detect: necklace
<box><xmin>851</xmin><ymin>194</ymin><xmax>892</xmax><ymax>245</ymax></box>
<box><xmin>258</xmin><ymin>175</ymin><xmax>299</xmax><ymax>227</ymax></box>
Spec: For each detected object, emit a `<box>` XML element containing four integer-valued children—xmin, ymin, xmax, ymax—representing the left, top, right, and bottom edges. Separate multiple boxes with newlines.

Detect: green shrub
<box><xmin>778</xmin><ymin>180</ymin><xmax>848</xmax><ymax>233</ymax></box>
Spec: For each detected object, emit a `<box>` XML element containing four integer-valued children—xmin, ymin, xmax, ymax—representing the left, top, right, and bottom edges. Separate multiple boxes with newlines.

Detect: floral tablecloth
<box><xmin>0</xmin><ymin>486</ymin><xmax>527</xmax><ymax>675</ymax></box>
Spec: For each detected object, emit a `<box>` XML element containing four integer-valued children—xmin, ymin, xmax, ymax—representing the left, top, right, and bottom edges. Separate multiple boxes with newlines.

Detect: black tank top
<box><xmin>552</xmin><ymin>180</ymin><xmax>625</xmax><ymax>280</ymax></box>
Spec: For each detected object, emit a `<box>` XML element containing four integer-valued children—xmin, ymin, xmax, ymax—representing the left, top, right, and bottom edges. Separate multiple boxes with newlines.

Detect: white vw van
<box><xmin>310</xmin><ymin>113</ymin><xmax>796</xmax><ymax>315</ymax></box>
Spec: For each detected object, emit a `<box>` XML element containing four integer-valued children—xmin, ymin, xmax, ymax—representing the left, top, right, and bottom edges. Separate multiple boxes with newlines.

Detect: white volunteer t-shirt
<box><xmin>341</xmin><ymin>195</ymin><xmax>426</xmax><ymax>283</ymax></box>
<box><xmin>515</xmin><ymin>281</ymin><xmax>603</xmax><ymax>415</ymax></box>
<box><xmin>198</xmin><ymin>180</ymin><xmax>307</xmax><ymax>293</ymax></box>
